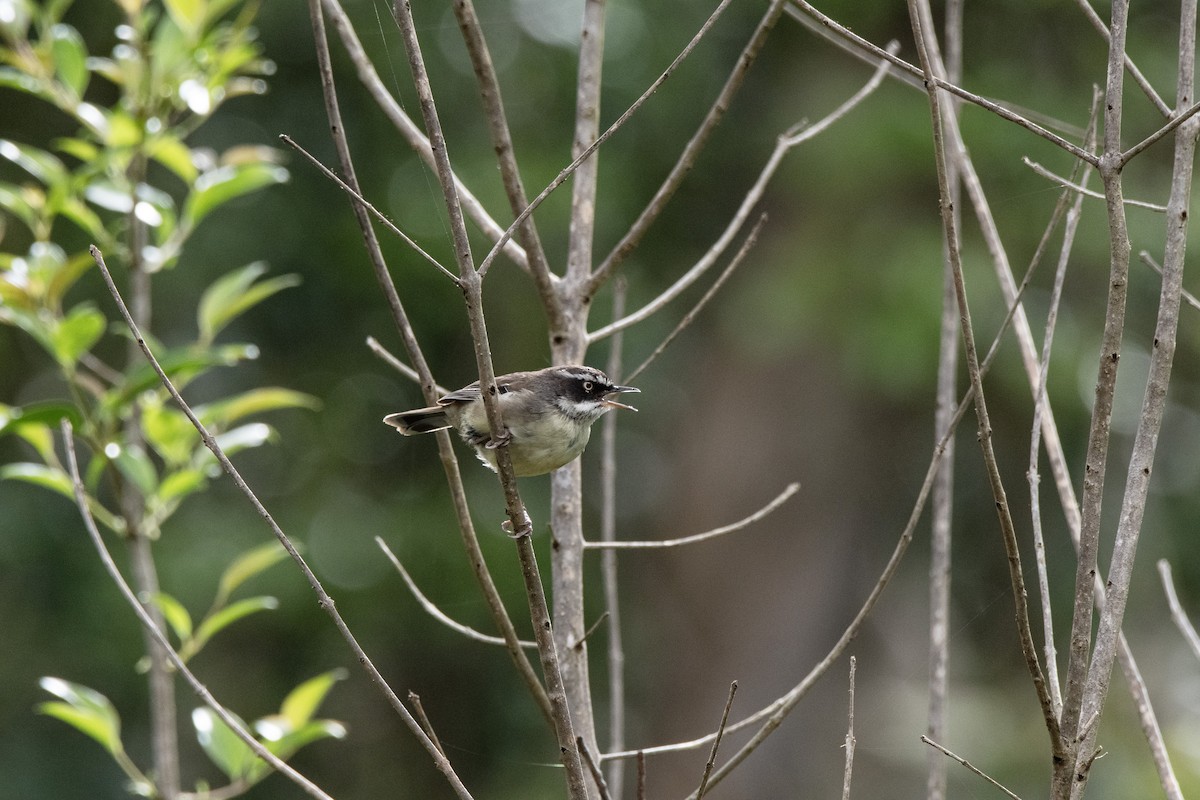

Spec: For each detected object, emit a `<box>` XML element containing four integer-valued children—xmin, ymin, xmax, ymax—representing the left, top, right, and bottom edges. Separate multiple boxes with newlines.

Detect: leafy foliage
<box><xmin>1</xmin><ymin>0</ymin><xmax>336</xmax><ymax>794</ymax></box>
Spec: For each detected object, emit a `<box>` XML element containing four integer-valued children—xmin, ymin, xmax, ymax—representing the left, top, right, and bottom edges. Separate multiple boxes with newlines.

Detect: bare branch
<box><xmin>1140</xmin><ymin>251</ymin><xmax>1200</xmax><ymax>312</ymax></box>
<box><xmin>1158</xmin><ymin>560</ymin><xmax>1200</xmax><ymax>662</ymax></box>
<box><xmin>307</xmin><ymin>0</ymin><xmax>553</xmax><ymax>727</ymax></box>
<box><xmin>921</xmin><ymin>736</ymin><xmax>1024</xmax><ymax>800</ymax></box>
<box><xmin>90</xmin><ymin>246</ymin><xmax>475</xmax><ymax>799</ymax></box>
<box><xmin>589</xmin><ymin>44</ymin><xmax>896</xmax><ymax>344</ymax></box>
<box><xmin>1023</xmin><ymin>157</ymin><xmax>1167</xmax><ymax>212</ymax></box>
<box><xmin>377</xmin><ymin>537</ymin><xmax>536</xmax><ymax>649</ymax></box>
<box><xmin>1067</xmin><ymin>0</ymin><xmax>1170</xmax><ymax>116</ymax></box>
<box><xmin>785</xmin><ymin>0</ymin><xmax>1098</xmax><ymax>165</ymax></box>
<box><xmin>388</xmin><ymin>3</ymin><xmax>586</xmax><ymax>795</ymax></box>
<box><xmin>694</xmin><ymin>681</ymin><xmax>738</xmax><ymax>800</ymax></box>
<box><xmin>908</xmin><ymin>0</ymin><xmax>1063</xmax><ymax>761</ymax></box>
<box><xmin>590</xmin><ymin>0</ymin><xmax>787</xmax><ymax>294</ymax></box>
<box><xmin>317</xmin><ymin>0</ymin><xmax>532</xmax><ymax>274</ymax></box>
<box><xmin>280</xmin><ymin>134</ymin><xmax>460</xmax><ymax>283</ymax></box>
<box><xmin>585</xmin><ymin>483</ymin><xmax>799</xmax><ymax>550</ymax></box>
<box><xmin>367</xmin><ymin>336</ymin><xmax>450</xmax><ymax>396</ymax></box>
<box><xmin>1122</xmin><ymin>99</ymin><xmax>1200</xmax><ymax>166</ymax></box>
<box><xmin>578</xmin><ymin>738</ymin><xmax>613</xmax><ymax>800</ymax></box>
<box><xmin>476</xmin><ymin>0</ymin><xmax>735</xmax><ymax>280</ymax></box>
<box><xmin>408</xmin><ymin>692</ymin><xmax>446</xmax><ymax>758</ymax></box>
<box><xmin>450</xmin><ymin>0</ymin><xmax>558</xmax><ymax>311</ymax></box>
<box><xmin>60</xmin><ymin>422</ymin><xmax>339</xmax><ymax>800</ymax></box>
<box><xmin>1068</xmin><ymin>0</ymin><xmax>1196</xmax><ymax>789</ymax></box>
<box><xmin>625</xmin><ymin>213</ymin><xmax>768</xmax><ymax>385</ymax></box>
<box><xmin>841</xmin><ymin>658</ymin><xmax>857</xmax><ymax>800</ymax></box>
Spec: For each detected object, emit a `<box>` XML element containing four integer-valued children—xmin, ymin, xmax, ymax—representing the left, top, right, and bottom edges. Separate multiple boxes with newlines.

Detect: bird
<box><xmin>384</xmin><ymin>365</ymin><xmax>639</xmax><ymax>477</ymax></box>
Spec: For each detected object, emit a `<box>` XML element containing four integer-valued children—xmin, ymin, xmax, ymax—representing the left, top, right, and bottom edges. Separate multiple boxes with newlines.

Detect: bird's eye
<box><xmin>582</xmin><ymin>381</ymin><xmax>594</xmax><ymax>392</ymax></box>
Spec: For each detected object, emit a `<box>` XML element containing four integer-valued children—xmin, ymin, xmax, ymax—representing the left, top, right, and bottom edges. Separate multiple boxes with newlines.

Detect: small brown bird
<box><xmin>384</xmin><ymin>365</ymin><xmax>639</xmax><ymax>477</ymax></box>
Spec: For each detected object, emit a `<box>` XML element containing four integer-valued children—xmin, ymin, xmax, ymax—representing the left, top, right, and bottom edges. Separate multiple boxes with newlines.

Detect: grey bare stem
<box><xmin>305</xmin><ymin>0</ymin><xmax>553</xmax><ymax>726</ymax></box>
<box><xmin>388</xmin><ymin>2</ymin><xmax>589</xmax><ymax>797</ymax></box>
<box><xmin>841</xmin><ymin>658</ymin><xmax>857</xmax><ymax>800</ymax></box>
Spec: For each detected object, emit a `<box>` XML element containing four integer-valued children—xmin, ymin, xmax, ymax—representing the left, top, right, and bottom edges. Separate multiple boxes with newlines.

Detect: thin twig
<box><xmin>1067</xmin><ymin>0</ymin><xmax>1170</xmax><ymax>116</ymax></box>
<box><xmin>1023</xmin><ymin>157</ymin><xmax>1167</xmax><ymax>212</ymax></box>
<box><xmin>1140</xmin><ymin>251</ymin><xmax>1200</xmax><ymax>312</ymax></box>
<box><xmin>841</xmin><ymin>657</ymin><xmax>857</xmax><ymax>800</ymax></box>
<box><xmin>475</xmin><ymin>0</ymin><xmax>735</xmax><ymax>280</ymax></box>
<box><xmin>60</xmin><ymin>421</ymin><xmax>337</xmax><ymax>800</ymax></box>
<box><xmin>89</xmin><ymin>246</ymin><xmax>475</xmax><ymax>800</ymax></box>
<box><xmin>279</xmin><ymin>134</ymin><xmax>459</xmax><ymax>283</ymax></box>
<box><xmin>624</xmin><ymin>213</ymin><xmax>768</xmax><ymax>385</ymax></box>
<box><xmin>920</xmin><ymin>736</ymin><xmax>1023</xmax><ymax>800</ymax></box>
<box><xmin>605</xmin><ymin>260</ymin><xmax>1052</xmax><ymax>766</ymax></box>
<box><xmin>317</xmin><ymin>0</ymin><xmax>533</xmax><ymax>274</ymax></box>
<box><xmin>1158</xmin><ymin>560</ymin><xmax>1200</xmax><ymax>662</ymax></box>
<box><xmin>366</xmin><ymin>336</ymin><xmax>450</xmax><ymax>395</ymax></box>
<box><xmin>695</xmin><ymin>681</ymin><xmax>738</xmax><ymax>799</ymax></box>
<box><xmin>377</xmin><ymin>537</ymin><xmax>535</xmax><ymax>649</ymax></box>
<box><xmin>306</xmin><ymin>0</ymin><xmax>553</xmax><ymax>726</ymax></box>
<box><xmin>590</xmin><ymin>0</ymin><xmax>787</xmax><ymax>294</ymax></box>
<box><xmin>408</xmin><ymin>692</ymin><xmax>445</xmax><ymax>757</ymax></box>
<box><xmin>786</xmin><ymin>0</ymin><xmax>1098</xmax><ymax>165</ymax></box>
<box><xmin>908</xmin><ymin>0</ymin><xmax>1063</xmax><ymax>761</ymax></box>
<box><xmin>585</xmin><ymin>483</ymin><xmax>799</xmax><ymax>550</ymax></box>
<box><xmin>636</xmin><ymin>752</ymin><xmax>646</xmax><ymax>800</ymax></box>
<box><xmin>589</xmin><ymin>42</ymin><xmax>896</xmax><ymax>344</ymax></box>
<box><xmin>578</xmin><ymin>738</ymin><xmax>613</xmax><ymax>800</ymax></box>
<box><xmin>389</xmin><ymin>1</ymin><xmax>586</xmax><ymax>795</ymax></box>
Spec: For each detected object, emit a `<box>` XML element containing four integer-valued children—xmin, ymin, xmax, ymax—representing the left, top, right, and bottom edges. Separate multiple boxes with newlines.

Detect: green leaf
<box><xmin>0</xmin><ymin>462</ymin><xmax>73</xmax><ymax>499</ymax></box>
<box><xmin>192</xmin><ymin>596</ymin><xmax>278</xmax><ymax>650</ymax></box>
<box><xmin>38</xmin><ymin>677</ymin><xmax>123</xmax><ymax>756</ymax></box>
<box><xmin>147</xmin><ymin>135</ymin><xmax>197</xmax><ymax>183</ymax></box>
<box><xmin>103</xmin><ymin>344</ymin><xmax>257</xmax><ymax>412</ymax></box>
<box><xmin>162</xmin><ymin>0</ymin><xmax>205</xmax><ymax>38</ymax></box>
<box><xmin>109</xmin><ymin>443</ymin><xmax>158</xmax><ymax>498</ymax></box>
<box><xmin>213</xmin><ymin>422</ymin><xmax>273</xmax><ymax>454</ymax></box>
<box><xmin>182</xmin><ymin>162</ymin><xmax>288</xmax><ymax>230</ymax></box>
<box><xmin>151</xmin><ymin>592</ymin><xmax>193</xmax><ymax>641</ymax></box>
<box><xmin>198</xmin><ymin>388</ymin><xmax>319</xmax><ymax>428</ymax></box>
<box><xmin>216</xmin><ymin>541</ymin><xmax>290</xmax><ymax>604</ymax></box>
<box><xmin>0</xmin><ymin>401</ymin><xmax>82</xmax><ymax>438</ymax></box>
<box><xmin>142</xmin><ymin>400</ymin><xmax>198</xmax><ymax>465</ymax></box>
<box><xmin>193</xmin><ymin>707</ymin><xmax>260</xmax><ymax>781</ymax></box>
<box><xmin>199</xmin><ymin>268</ymin><xmax>303</xmax><ymax>343</ymax></box>
<box><xmin>155</xmin><ymin>468</ymin><xmax>207</xmax><ymax>503</ymax></box>
<box><xmin>278</xmin><ymin>669</ymin><xmax>347</xmax><ymax>730</ymax></box>
<box><xmin>49</xmin><ymin>24</ymin><xmax>88</xmax><ymax>98</ymax></box>
<box><xmin>252</xmin><ymin>719</ymin><xmax>345</xmax><ymax>782</ymax></box>
<box><xmin>51</xmin><ymin>304</ymin><xmax>104</xmax><ymax>367</ymax></box>
<box><xmin>45</xmin><ymin>250</ymin><xmax>97</xmax><ymax>307</ymax></box>
<box><xmin>0</xmin><ymin>139</ymin><xmax>67</xmax><ymax>186</ymax></box>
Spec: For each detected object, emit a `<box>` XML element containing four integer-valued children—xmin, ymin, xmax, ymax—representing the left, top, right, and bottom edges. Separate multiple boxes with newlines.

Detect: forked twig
<box><xmin>376</xmin><ymin>537</ymin><xmax>535</xmax><ymax>649</ymax></box>
<box><xmin>408</xmin><ymin>692</ymin><xmax>445</xmax><ymax>758</ymax></box>
<box><xmin>60</xmin><ymin>421</ymin><xmax>337</xmax><ymax>800</ymax></box>
<box><xmin>89</xmin><ymin>245</ymin><xmax>475</xmax><ymax>799</ymax></box>
<box><xmin>585</xmin><ymin>483</ymin><xmax>799</xmax><ymax>550</ymax></box>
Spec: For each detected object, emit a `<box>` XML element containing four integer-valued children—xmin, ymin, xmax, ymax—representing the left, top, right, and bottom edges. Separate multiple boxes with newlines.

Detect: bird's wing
<box><xmin>438</xmin><ymin>381</ymin><xmax>482</xmax><ymax>406</ymax></box>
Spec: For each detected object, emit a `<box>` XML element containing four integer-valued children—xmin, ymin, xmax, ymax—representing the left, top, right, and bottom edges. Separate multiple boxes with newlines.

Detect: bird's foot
<box><xmin>484</xmin><ymin>429</ymin><xmax>513</xmax><ymax>450</ymax></box>
<box><xmin>501</xmin><ymin>508</ymin><xmax>533</xmax><ymax>538</ymax></box>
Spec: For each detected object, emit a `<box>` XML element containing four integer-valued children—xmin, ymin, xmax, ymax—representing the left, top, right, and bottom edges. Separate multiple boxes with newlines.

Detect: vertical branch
<box><xmin>907</xmin><ymin>0</ymin><xmax>1064</xmax><ymax>765</ymax></box>
<box><xmin>600</xmin><ymin>280</ymin><xmax>628</xmax><ymax>800</ymax></box>
<box><xmin>927</xmin><ymin>2</ymin><xmax>962</xmax><ymax>797</ymax></box>
<box><xmin>1055</xmin><ymin>1</ymin><xmax>1134</xmax><ymax>790</ymax></box>
<box><xmin>552</xmin><ymin>2</ymin><xmax>609</xmax><ymax>788</ymax></box>
<box><xmin>304</xmin><ymin>0</ymin><xmax>553</xmax><ymax>724</ymax></box>
<box><xmin>1071</xmin><ymin>0</ymin><xmax>1198</xmax><ymax>789</ymax></box>
<box><xmin>389</xmin><ymin>3</ymin><xmax>590</xmax><ymax>797</ymax></box>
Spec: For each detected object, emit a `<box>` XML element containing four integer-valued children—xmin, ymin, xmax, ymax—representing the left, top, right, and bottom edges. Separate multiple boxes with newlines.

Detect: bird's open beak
<box><xmin>602</xmin><ymin>385</ymin><xmax>640</xmax><ymax>412</ymax></box>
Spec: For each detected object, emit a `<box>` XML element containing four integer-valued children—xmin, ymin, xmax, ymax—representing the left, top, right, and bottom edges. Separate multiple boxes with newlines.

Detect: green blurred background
<box><xmin>3</xmin><ymin>0</ymin><xmax>1200</xmax><ymax>797</ymax></box>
